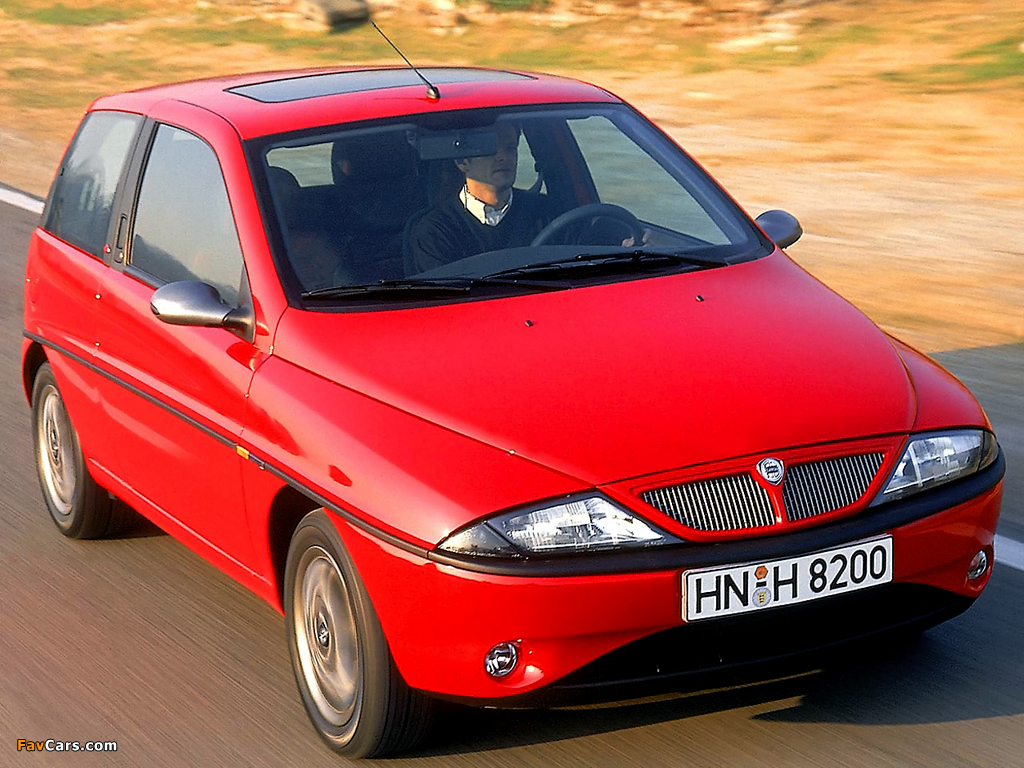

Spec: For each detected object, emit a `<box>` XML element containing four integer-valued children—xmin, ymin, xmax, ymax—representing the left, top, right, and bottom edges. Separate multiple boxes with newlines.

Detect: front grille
<box><xmin>642</xmin><ymin>474</ymin><xmax>775</xmax><ymax>532</ymax></box>
<box><xmin>783</xmin><ymin>453</ymin><xmax>884</xmax><ymax>522</ymax></box>
<box><xmin>641</xmin><ymin>451</ymin><xmax>886</xmax><ymax>533</ymax></box>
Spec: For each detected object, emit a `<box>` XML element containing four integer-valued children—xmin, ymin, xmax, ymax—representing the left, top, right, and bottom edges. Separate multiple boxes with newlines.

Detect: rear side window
<box><xmin>130</xmin><ymin>124</ymin><xmax>245</xmax><ymax>307</ymax></box>
<box><xmin>44</xmin><ymin>111</ymin><xmax>142</xmax><ymax>257</ymax></box>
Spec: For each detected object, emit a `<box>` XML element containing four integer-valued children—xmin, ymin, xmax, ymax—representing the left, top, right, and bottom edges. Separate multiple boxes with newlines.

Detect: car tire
<box><xmin>31</xmin><ymin>362</ymin><xmax>131</xmax><ymax>539</ymax></box>
<box><xmin>285</xmin><ymin>510</ymin><xmax>434</xmax><ymax>758</ymax></box>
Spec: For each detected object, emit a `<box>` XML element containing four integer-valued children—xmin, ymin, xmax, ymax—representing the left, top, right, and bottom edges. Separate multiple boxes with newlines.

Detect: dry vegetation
<box><xmin>1</xmin><ymin>0</ymin><xmax>1021</xmax><ymax>352</ymax></box>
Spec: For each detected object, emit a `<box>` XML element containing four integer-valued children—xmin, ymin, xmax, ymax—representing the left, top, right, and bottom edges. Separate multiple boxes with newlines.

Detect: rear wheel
<box><xmin>285</xmin><ymin>510</ymin><xmax>434</xmax><ymax>758</ymax></box>
<box><xmin>31</xmin><ymin>362</ymin><xmax>129</xmax><ymax>539</ymax></box>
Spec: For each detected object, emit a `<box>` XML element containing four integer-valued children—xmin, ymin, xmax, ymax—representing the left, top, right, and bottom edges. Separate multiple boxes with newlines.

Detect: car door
<box><xmin>25</xmin><ymin>110</ymin><xmax>143</xmax><ymax>479</ymax></box>
<box><xmin>93</xmin><ymin>113</ymin><xmax>262</xmax><ymax>574</ymax></box>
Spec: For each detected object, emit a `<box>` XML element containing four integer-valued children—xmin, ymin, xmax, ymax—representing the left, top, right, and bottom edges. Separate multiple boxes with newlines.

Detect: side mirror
<box><xmin>755</xmin><ymin>209</ymin><xmax>802</xmax><ymax>249</ymax></box>
<box><xmin>151</xmin><ymin>281</ymin><xmax>254</xmax><ymax>337</ymax></box>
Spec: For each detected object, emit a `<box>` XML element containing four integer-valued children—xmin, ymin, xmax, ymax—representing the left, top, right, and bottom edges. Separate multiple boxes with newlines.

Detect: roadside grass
<box><xmin>2</xmin><ymin>1</ymin><xmax>1021</xmax><ymax>93</ymax></box>
<box><xmin>950</xmin><ymin>36</ymin><xmax>1024</xmax><ymax>83</ymax></box>
<box><xmin>879</xmin><ymin>34</ymin><xmax>1024</xmax><ymax>90</ymax></box>
<box><xmin>482</xmin><ymin>0</ymin><xmax>552</xmax><ymax>9</ymax></box>
<box><xmin>1</xmin><ymin>0</ymin><xmax>156</xmax><ymax>25</ymax></box>
<box><xmin>1</xmin><ymin>0</ymin><xmax>1022</xmax><ymax>164</ymax></box>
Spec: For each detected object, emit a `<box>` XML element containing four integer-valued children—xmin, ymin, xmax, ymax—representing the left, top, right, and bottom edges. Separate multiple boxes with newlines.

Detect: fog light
<box><xmin>967</xmin><ymin>549</ymin><xmax>989</xmax><ymax>581</ymax></box>
<box><xmin>484</xmin><ymin>642</ymin><xmax>519</xmax><ymax>678</ymax></box>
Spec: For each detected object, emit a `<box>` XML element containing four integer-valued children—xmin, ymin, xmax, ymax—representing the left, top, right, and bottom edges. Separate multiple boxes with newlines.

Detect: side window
<box><xmin>267</xmin><ymin>142</ymin><xmax>334</xmax><ymax>187</ymax></box>
<box><xmin>515</xmin><ymin>132</ymin><xmax>541</xmax><ymax>192</ymax></box>
<box><xmin>130</xmin><ymin>125</ymin><xmax>245</xmax><ymax>307</ymax></box>
<box><xmin>44</xmin><ymin>111</ymin><xmax>141</xmax><ymax>257</ymax></box>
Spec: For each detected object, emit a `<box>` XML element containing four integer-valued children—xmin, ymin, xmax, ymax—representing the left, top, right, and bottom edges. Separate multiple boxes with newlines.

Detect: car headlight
<box><xmin>874</xmin><ymin>429</ymin><xmax>998</xmax><ymax>504</ymax></box>
<box><xmin>437</xmin><ymin>495</ymin><xmax>681</xmax><ymax>558</ymax></box>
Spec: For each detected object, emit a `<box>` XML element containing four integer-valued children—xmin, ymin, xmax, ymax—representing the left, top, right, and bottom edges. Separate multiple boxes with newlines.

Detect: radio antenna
<box><xmin>370</xmin><ymin>21</ymin><xmax>440</xmax><ymax>101</ymax></box>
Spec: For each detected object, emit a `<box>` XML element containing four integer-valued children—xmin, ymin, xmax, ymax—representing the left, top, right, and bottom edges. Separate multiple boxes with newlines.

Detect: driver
<box><xmin>407</xmin><ymin>121</ymin><xmax>555</xmax><ymax>274</ymax></box>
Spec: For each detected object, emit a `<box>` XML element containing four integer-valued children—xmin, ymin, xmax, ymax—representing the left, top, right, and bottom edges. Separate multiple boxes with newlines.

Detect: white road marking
<box><xmin>0</xmin><ymin>185</ymin><xmax>44</xmax><ymax>214</ymax></box>
<box><xmin>995</xmin><ymin>534</ymin><xmax>1024</xmax><ymax>573</ymax></box>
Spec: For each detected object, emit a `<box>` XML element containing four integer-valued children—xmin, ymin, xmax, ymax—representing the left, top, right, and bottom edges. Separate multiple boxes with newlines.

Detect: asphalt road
<box><xmin>1</xmin><ymin>196</ymin><xmax>1022</xmax><ymax>768</ymax></box>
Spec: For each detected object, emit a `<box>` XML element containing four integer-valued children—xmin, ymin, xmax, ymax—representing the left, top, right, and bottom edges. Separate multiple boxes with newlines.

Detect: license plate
<box><xmin>682</xmin><ymin>536</ymin><xmax>893</xmax><ymax>622</ymax></box>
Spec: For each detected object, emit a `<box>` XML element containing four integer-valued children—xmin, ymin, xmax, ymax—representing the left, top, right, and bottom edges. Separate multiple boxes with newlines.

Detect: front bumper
<box><xmin>496</xmin><ymin>582</ymin><xmax>972</xmax><ymax>707</ymax></box>
<box><xmin>335</xmin><ymin>451</ymin><xmax>1003</xmax><ymax>702</ymax></box>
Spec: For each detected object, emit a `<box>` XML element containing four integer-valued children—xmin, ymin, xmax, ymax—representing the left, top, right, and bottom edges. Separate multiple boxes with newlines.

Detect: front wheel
<box><xmin>31</xmin><ymin>362</ymin><xmax>128</xmax><ymax>539</ymax></box>
<box><xmin>284</xmin><ymin>510</ymin><xmax>434</xmax><ymax>758</ymax></box>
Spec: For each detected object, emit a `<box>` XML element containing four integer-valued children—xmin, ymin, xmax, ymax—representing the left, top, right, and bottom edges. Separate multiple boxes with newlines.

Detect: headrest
<box><xmin>267</xmin><ymin>165</ymin><xmax>301</xmax><ymax>198</ymax></box>
<box><xmin>332</xmin><ymin>131</ymin><xmax>416</xmax><ymax>185</ymax></box>
<box><xmin>267</xmin><ymin>166</ymin><xmax>303</xmax><ymax>227</ymax></box>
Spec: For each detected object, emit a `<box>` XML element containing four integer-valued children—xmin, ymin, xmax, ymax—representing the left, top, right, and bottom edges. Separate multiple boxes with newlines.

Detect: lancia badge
<box><xmin>756</xmin><ymin>457</ymin><xmax>785</xmax><ymax>485</ymax></box>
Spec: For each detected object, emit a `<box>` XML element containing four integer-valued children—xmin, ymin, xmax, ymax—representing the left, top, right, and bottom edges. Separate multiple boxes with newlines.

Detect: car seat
<box><xmin>329</xmin><ymin>132</ymin><xmax>426</xmax><ymax>283</ymax></box>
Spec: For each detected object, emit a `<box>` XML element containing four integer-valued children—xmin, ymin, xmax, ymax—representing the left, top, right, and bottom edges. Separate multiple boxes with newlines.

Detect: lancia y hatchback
<box><xmin>22</xmin><ymin>66</ymin><xmax>1004</xmax><ymax>757</ymax></box>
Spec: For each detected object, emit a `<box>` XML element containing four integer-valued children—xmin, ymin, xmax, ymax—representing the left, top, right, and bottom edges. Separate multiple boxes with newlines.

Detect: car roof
<box><xmin>90</xmin><ymin>66</ymin><xmax>622</xmax><ymax>139</ymax></box>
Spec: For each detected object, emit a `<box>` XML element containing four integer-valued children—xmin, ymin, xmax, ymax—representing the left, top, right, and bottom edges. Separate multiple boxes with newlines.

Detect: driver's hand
<box><xmin>622</xmin><ymin>228</ymin><xmax>652</xmax><ymax>247</ymax></box>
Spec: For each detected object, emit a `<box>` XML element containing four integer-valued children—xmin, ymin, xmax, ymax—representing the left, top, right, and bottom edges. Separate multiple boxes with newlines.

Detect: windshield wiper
<box><xmin>302</xmin><ymin>278</ymin><xmax>473</xmax><ymax>300</ymax></box>
<box><xmin>482</xmin><ymin>249</ymin><xmax>726</xmax><ymax>281</ymax></box>
<box><xmin>301</xmin><ymin>276</ymin><xmax>566</xmax><ymax>301</ymax></box>
<box><xmin>303</xmin><ymin>251</ymin><xmax>723</xmax><ymax>300</ymax></box>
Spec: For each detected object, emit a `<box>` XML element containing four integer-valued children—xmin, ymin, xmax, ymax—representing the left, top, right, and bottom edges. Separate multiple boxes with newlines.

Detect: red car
<box><xmin>22</xmin><ymin>66</ymin><xmax>1003</xmax><ymax>757</ymax></box>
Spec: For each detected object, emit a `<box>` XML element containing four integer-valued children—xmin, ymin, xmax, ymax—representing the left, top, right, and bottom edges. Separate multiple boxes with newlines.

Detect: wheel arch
<box><xmin>22</xmin><ymin>340</ymin><xmax>49</xmax><ymax>404</ymax></box>
<box><xmin>266</xmin><ymin>484</ymin><xmax>322</xmax><ymax>610</ymax></box>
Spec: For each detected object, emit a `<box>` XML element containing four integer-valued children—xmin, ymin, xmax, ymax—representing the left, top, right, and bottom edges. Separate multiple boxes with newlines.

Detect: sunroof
<box><xmin>228</xmin><ymin>68</ymin><xmax>532</xmax><ymax>104</ymax></box>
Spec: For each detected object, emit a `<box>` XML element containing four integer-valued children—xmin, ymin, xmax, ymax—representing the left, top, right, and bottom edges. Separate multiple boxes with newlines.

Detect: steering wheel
<box><xmin>531</xmin><ymin>203</ymin><xmax>645</xmax><ymax>247</ymax></box>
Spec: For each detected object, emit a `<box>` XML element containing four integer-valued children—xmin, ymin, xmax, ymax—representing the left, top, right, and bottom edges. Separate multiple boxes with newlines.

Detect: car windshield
<box><xmin>253</xmin><ymin>104</ymin><xmax>771</xmax><ymax>304</ymax></box>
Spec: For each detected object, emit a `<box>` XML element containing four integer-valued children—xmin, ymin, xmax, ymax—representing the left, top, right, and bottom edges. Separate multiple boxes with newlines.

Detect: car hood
<box><xmin>274</xmin><ymin>252</ymin><xmax>916</xmax><ymax>486</ymax></box>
